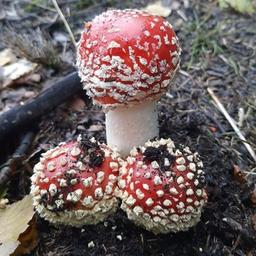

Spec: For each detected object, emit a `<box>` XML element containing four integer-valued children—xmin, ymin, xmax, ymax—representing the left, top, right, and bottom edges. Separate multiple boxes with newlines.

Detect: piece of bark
<box><xmin>0</xmin><ymin>72</ymin><xmax>82</xmax><ymax>141</ymax></box>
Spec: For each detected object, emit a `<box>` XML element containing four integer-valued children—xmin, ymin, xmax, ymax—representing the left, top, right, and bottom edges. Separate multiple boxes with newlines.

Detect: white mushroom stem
<box><xmin>105</xmin><ymin>100</ymin><xmax>159</xmax><ymax>156</ymax></box>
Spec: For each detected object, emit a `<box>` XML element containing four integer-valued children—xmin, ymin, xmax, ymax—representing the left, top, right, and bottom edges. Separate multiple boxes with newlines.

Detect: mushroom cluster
<box><xmin>31</xmin><ymin>137</ymin><xmax>121</xmax><ymax>226</ymax></box>
<box><xmin>30</xmin><ymin>9</ymin><xmax>207</xmax><ymax>234</ymax></box>
<box><xmin>77</xmin><ymin>9</ymin><xmax>181</xmax><ymax>156</ymax></box>
<box><xmin>117</xmin><ymin>138</ymin><xmax>207</xmax><ymax>234</ymax></box>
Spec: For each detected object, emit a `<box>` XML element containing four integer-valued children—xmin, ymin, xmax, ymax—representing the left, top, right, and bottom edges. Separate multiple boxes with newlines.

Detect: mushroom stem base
<box><xmin>105</xmin><ymin>100</ymin><xmax>159</xmax><ymax>156</ymax></box>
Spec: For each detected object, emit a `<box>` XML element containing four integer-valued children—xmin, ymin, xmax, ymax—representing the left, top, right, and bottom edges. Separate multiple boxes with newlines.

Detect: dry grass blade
<box><xmin>52</xmin><ymin>0</ymin><xmax>76</xmax><ymax>48</ymax></box>
<box><xmin>207</xmin><ymin>87</ymin><xmax>256</xmax><ymax>163</ymax></box>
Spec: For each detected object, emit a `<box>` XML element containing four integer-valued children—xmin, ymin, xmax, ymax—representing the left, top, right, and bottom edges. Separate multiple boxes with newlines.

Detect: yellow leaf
<box><xmin>0</xmin><ymin>49</ymin><xmax>16</xmax><ymax>67</ymax></box>
<box><xmin>218</xmin><ymin>0</ymin><xmax>256</xmax><ymax>14</ymax></box>
<box><xmin>144</xmin><ymin>1</ymin><xmax>172</xmax><ymax>17</ymax></box>
<box><xmin>0</xmin><ymin>195</ymin><xmax>35</xmax><ymax>256</ymax></box>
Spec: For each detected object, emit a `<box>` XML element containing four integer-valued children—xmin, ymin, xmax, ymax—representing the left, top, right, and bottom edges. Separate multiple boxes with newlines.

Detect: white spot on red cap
<box><xmin>107</xmin><ymin>41</ymin><xmax>121</xmax><ymax>49</ymax></box>
<box><xmin>153</xmin><ymin>175</ymin><xmax>162</xmax><ymax>185</ymax></box>
<box><xmin>163</xmin><ymin>199</ymin><xmax>172</xmax><ymax>206</ymax></box>
<box><xmin>176</xmin><ymin>157</ymin><xmax>185</xmax><ymax>165</ymax></box>
<box><xmin>67</xmin><ymin>189</ymin><xmax>83</xmax><ymax>202</ymax></box>
<box><xmin>187</xmin><ymin>172</ymin><xmax>194</xmax><ymax>180</ymax></box>
<box><xmin>47</xmin><ymin>162</ymin><xmax>55</xmax><ymax>172</ymax></box>
<box><xmin>177</xmin><ymin>165</ymin><xmax>186</xmax><ymax>171</ymax></box>
<box><xmin>126</xmin><ymin>195</ymin><xmax>136</xmax><ymax>206</ymax></box>
<box><xmin>60</xmin><ymin>157</ymin><xmax>67</xmax><ymax>166</ymax></box>
<box><xmin>156</xmin><ymin>190</ymin><xmax>164</xmax><ymax>197</ymax></box>
<box><xmin>189</xmin><ymin>163</ymin><xmax>196</xmax><ymax>172</ymax></box>
<box><xmin>177</xmin><ymin>176</ymin><xmax>184</xmax><ymax>184</ymax></box>
<box><xmin>83</xmin><ymin>177</ymin><xmax>93</xmax><ymax>188</ymax></box>
<box><xmin>70</xmin><ymin>178</ymin><xmax>78</xmax><ymax>185</ymax></box>
<box><xmin>96</xmin><ymin>171</ymin><xmax>105</xmax><ymax>184</ymax></box>
<box><xmin>118</xmin><ymin>179</ymin><xmax>126</xmax><ymax>189</ymax></box>
<box><xmin>94</xmin><ymin>187</ymin><xmax>103</xmax><ymax>199</ymax></box>
<box><xmin>70</xmin><ymin>146</ymin><xmax>81</xmax><ymax>157</ymax></box>
<box><xmin>151</xmin><ymin>161</ymin><xmax>159</xmax><ymax>169</ymax></box>
<box><xmin>82</xmin><ymin>196</ymin><xmax>94</xmax><ymax>206</ymax></box>
<box><xmin>145</xmin><ymin>198</ymin><xmax>154</xmax><ymax>207</ymax></box>
<box><xmin>59</xmin><ymin>179</ymin><xmax>67</xmax><ymax>187</ymax></box>
<box><xmin>133</xmin><ymin>206</ymin><xmax>143</xmax><ymax>215</ymax></box>
<box><xmin>144</xmin><ymin>30</ymin><xmax>150</xmax><ymax>37</ymax></box>
<box><xmin>136</xmin><ymin>189</ymin><xmax>145</xmax><ymax>200</ymax></box>
<box><xmin>186</xmin><ymin>188</ymin><xmax>194</xmax><ymax>196</ymax></box>
<box><xmin>169</xmin><ymin>187</ymin><xmax>178</xmax><ymax>195</ymax></box>
<box><xmin>142</xmin><ymin>183</ymin><xmax>150</xmax><ymax>190</ymax></box>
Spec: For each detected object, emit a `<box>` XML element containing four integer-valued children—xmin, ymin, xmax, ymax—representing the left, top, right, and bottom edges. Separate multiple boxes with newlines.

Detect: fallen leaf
<box><xmin>68</xmin><ymin>97</ymin><xmax>86</xmax><ymax>112</ymax></box>
<box><xmin>2</xmin><ymin>59</ymin><xmax>38</xmax><ymax>88</ymax></box>
<box><xmin>0</xmin><ymin>195</ymin><xmax>35</xmax><ymax>256</ymax></box>
<box><xmin>144</xmin><ymin>1</ymin><xmax>172</xmax><ymax>17</ymax></box>
<box><xmin>0</xmin><ymin>49</ymin><xmax>16</xmax><ymax>67</ymax></box>
<box><xmin>218</xmin><ymin>0</ymin><xmax>256</xmax><ymax>14</ymax></box>
<box><xmin>0</xmin><ymin>48</ymin><xmax>39</xmax><ymax>89</ymax></box>
<box><xmin>13</xmin><ymin>216</ymin><xmax>38</xmax><ymax>256</ymax></box>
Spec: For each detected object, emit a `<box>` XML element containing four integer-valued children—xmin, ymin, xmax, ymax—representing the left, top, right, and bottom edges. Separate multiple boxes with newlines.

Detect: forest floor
<box><xmin>0</xmin><ymin>0</ymin><xmax>256</xmax><ymax>255</ymax></box>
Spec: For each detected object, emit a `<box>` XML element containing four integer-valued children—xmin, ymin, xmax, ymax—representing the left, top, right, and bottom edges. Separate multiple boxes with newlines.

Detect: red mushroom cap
<box><xmin>30</xmin><ymin>137</ymin><xmax>121</xmax><ymax>226</ymax></box>
<box><xmin>77</xmin><ymin>9</ymin><xmax>181</xmax><ymax>108</ymax></box>
<box><xmin>117</xmin><ymin>138</ymin><xmax>207</xmax><ymax>234</ymax></box>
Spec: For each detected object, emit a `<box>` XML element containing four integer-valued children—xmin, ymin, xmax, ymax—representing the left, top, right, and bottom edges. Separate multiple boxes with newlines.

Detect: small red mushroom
<box><xmin>117</xmin><ymin>138</ymin><xmax>207</xmax><ymax>234</ymax></box>
<box><xmin>77</xmin><ymin>9</ymin><xmax>181</xmax><ymax>156</ymax></box>
<box><xmin>30</xmin><ymin>136</ymin><xmax>121</xmax><ymax>226</ymax></box>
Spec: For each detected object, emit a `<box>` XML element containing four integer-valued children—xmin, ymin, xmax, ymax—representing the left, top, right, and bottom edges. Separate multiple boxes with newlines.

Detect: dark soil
<box><xmin>0</xmin><ymin>0</ymin><xmax>256</xmax><ymax>255</ymax></box>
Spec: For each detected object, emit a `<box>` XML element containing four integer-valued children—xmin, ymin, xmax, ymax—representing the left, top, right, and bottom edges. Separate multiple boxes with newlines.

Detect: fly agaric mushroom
<box><xmin>117</xmin><ymin>138</ymin><xmax>207</xmax><ymax>234</ymax></box>
<box><xmin>77</xmin><ymin>9</ymin><xmax>181</xmax><ymax>156</ymax></box>
<box><xmin>30</xmin><ymin>136</ymin><xmax>121</xmax><ymax>226</ymax></box>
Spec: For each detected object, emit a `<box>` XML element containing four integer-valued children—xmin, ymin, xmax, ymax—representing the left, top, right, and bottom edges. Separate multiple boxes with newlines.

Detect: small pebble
<box><xmin>88</xmin><ymin>241</ymin><xmax>95</xmax><ymax>248</ymax></box>
<box><xmin>116</xmin><ymin>235</ymin><xmax>122</xmax><ymax>241</ymax></box>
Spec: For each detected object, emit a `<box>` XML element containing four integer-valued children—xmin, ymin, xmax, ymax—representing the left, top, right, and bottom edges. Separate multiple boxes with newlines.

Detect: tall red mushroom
<box><xmin>77</xmin><ymin>9</ymin><xmax>181</xmax><ymax>156</ymax></box>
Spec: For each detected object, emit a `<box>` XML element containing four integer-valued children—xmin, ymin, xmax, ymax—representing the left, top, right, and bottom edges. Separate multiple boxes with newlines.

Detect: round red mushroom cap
<box><xmin>77</xmin><ymin>9</ymin><xmax>181</xmax><ymax>108</ymax></box>
<box><xmin>117</xmin><ymin>138</ymin><xmax>207</xmax><ymax>234</ymax></box>
<box><xmin>30</xmin><ymin>137</ymin><xmax>121</xmax><ymax>226</ymax></box>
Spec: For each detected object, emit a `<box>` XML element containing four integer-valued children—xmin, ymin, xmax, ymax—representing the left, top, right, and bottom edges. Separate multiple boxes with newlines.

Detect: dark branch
<box><xmin>0</xmin><ymin>131</ymin><xmax>35</xmax><ymax>186</ymax></box>
<box><xmin>0</xmin><ymin>72</ymin><xmax>82</xmax><ymax>141</ymax></box>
